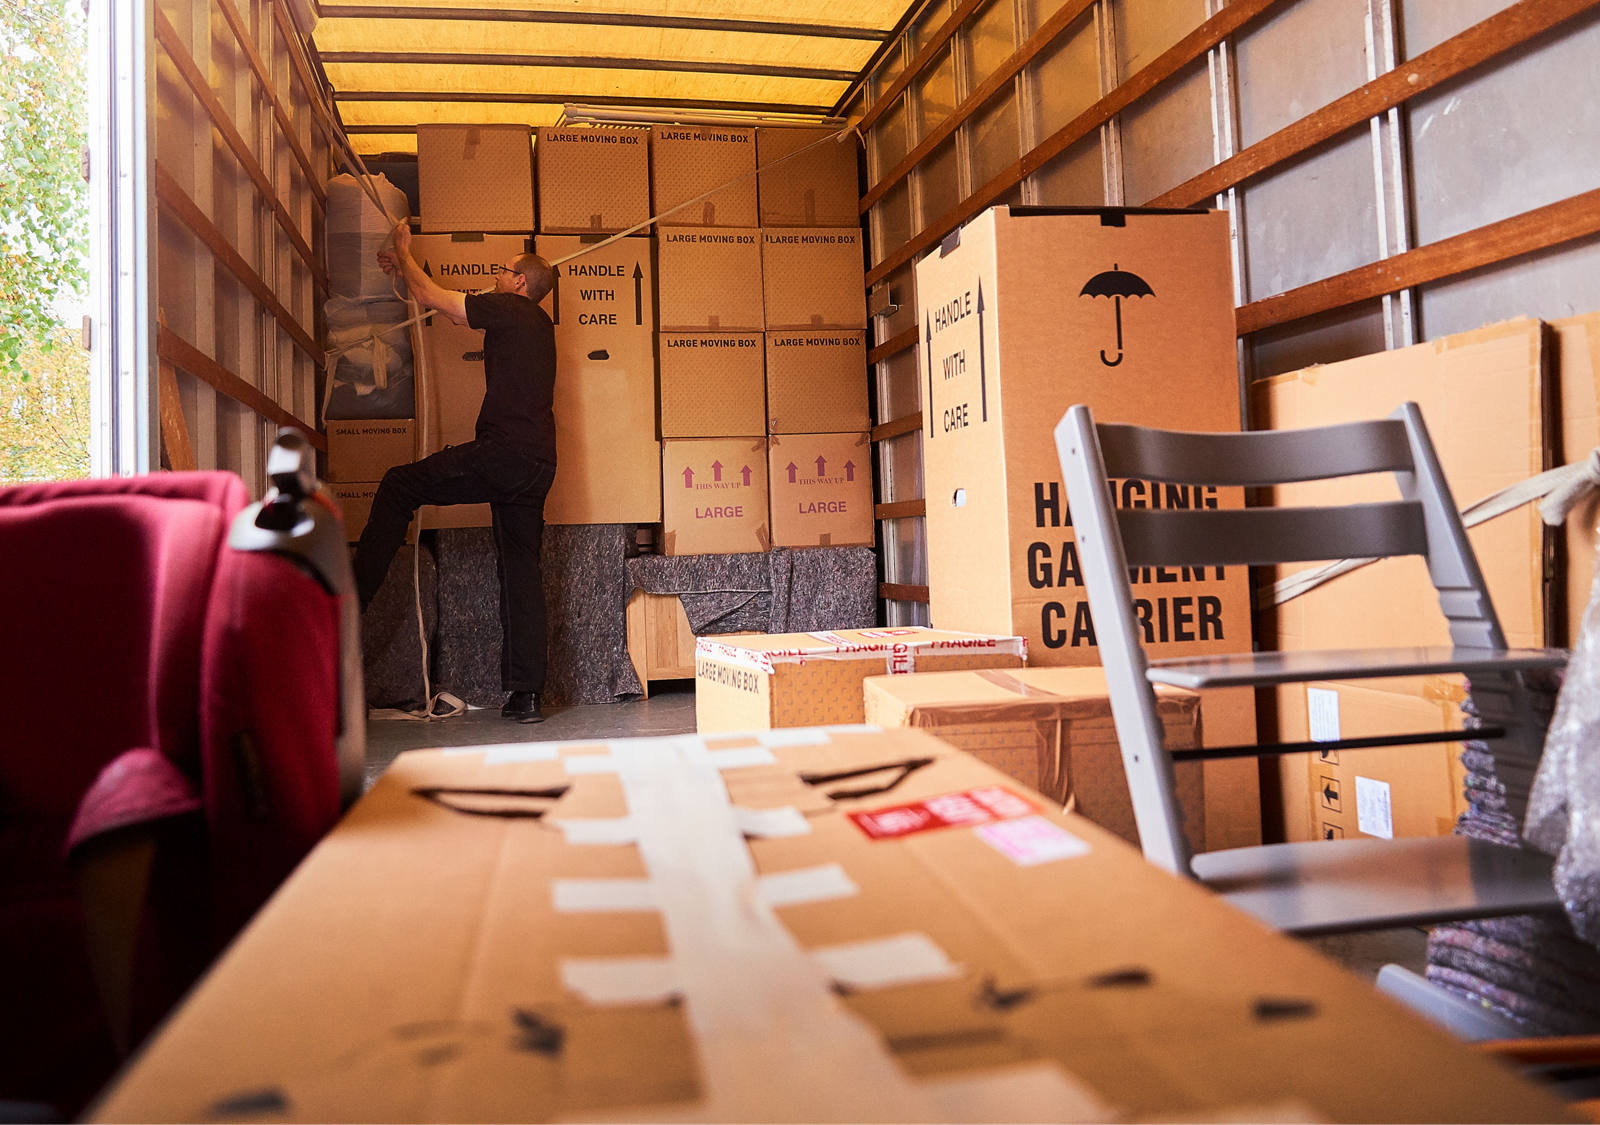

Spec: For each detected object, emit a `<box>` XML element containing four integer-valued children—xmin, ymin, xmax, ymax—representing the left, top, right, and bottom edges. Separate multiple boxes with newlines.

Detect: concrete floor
<box><xmin>361</xmin><ymin>683</ymin><xmax>1429</xmax><ymax>983</ymax></box>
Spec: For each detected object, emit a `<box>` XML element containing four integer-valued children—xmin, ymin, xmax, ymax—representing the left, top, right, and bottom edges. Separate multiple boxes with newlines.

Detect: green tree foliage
<box><xmin>2</xmin><ymin>322</ymin><xmax>89</xmax><ymax>481</ymax></box>
<box><xmin>0</xmin><ymin>0</ymin><xmax>89</xmax><ymax>480</ymax></box>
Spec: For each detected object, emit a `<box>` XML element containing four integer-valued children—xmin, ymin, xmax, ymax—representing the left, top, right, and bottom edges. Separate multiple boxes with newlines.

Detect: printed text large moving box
<box><xmin>765</xmin><ymin>330</ymin><xmax>868</xmax><ymax>434</ymax></box>
<box><xmin>760</xmin><ymin>228</ymin><xmax>866</xmax><ymax>331</ymax></box>
<box><xmin>695</xmin><ymin>626</ymin><xmax>1026</xmax><ymax>731</ymax></box>
<box><xmin>657</xmin><ymin>228</ymin><xmax>764</xmax><ymax>331</ymax></box>
<box><xmin>914</xmin><ymin>205</ymin><xmax>1258</xmax><ymax>849</ymax></box>
<box><xmin>659</xmin><ymin>332</ymin><xmax>765</xmax><ymax>438</ymax></box>
<box><xmin>862</xmin><ymin>666</ymin><xmax>1205</xmax><ymax>850</ymax></box>
<box><xmin>535</xmin><ymin>126</ymin><xmax>650</xmax><ymax>234</ymax></box>
<box><xmin>650</xmin><ymin>125</ymin><xmax>758</xmax><ymax>228</ymax></box>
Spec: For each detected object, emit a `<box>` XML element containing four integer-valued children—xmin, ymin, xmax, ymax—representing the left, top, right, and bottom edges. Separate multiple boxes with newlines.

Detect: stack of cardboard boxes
<box><xmin>327</xmin><ymin>124</ymin><xmax>872</xmax><ymax>558</ymax></box>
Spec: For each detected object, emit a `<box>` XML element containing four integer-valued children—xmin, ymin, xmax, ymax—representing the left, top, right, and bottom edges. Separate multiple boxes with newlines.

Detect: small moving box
<box><xmin>413</xmin><ymin>318</ymin><xmax>491</xmax><ymax>529</ymax></box>
<box><xmin>410</xmin><ymin>233</ymin><xmax>531</xmax><ymax>293</ymax></box>
<box><xmin>765</xmin><ymin>330</ymin><xmax>868</xmax><ymax>434</ymax></box>
<box><xmin>766</xmin><ymin>432</ymin><xmax>873</xmax><ymax>548</ymax></box>
<box><xmin>326</xmin><ymin>481</ymin><xmax>378</xmax><ymax>542</ymax></box>
<box><xmin>915</xmin><ymin>204</ymin><xmax>1259</xmax><ymax>850</ymax></box>
<box><xmin>325</xmin><ymin>418</ymin><xmax>414</xmax><ymax>484</ymax></box>
<box><xmin>536</xmin><ymin>126</ymin><xmax>651</xmax><ymax>234</ymax></box>
<box><xmin>760</xmin><ymin>228</ymin><xmax>866</xmax><ymax>331</ymax></box>
<box><xmin>416</xmin><ymin>124</ymin><xmax>534</xmax><ymax>233</ymax></box>
<box><xmin>657</xmin><ymin>228</ymin><xmax>764</xmax><ymax>331</ymax></box>
<box><xmin>756</xmin><ymin>126</ymin><xmax>859</xmax><ymax>227</ymax></box>
<box><xmin>659</xmin><ymin>332</ymin><xmax>765</xmax><ymax>438</ymax></box>
<box><xmin>695</xmin><ymin>626</ymin><xmax>1026</xmax><ymax>731</ymax></box>
<box><xmin>661</xmin><ymin>437</ymin><xmax>770</xmax><ymax>556</ymax></box>
<box><xmin>650</xmin><ymin>125</ymin><xmax>758</xmax><ymax>228</ymax></box>
<box><xmin>862</xmin><ymin>666</ymin><xmax>1205</xmax><ymax>849</ymax></box>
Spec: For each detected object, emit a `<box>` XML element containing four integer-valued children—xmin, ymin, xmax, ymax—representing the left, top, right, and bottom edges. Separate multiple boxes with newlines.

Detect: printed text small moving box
<box><xmin>416</xmin><ymin>124</ymin><xmax>534</xmax><ymax>233</ymax></box>
<box><xmin>862</xmin><ymin>666</ymin><xmax>1205</xmax><ymax>850</ymax></box>
<box><xmin>695</xmin><ymin>626</ymin><xmax>1026</xmax><ymax>731</ymax></box>
<box><xmin>326</xmin><ymin>419</ymin><xmax>415</xmax><ymax>484</ymax></box>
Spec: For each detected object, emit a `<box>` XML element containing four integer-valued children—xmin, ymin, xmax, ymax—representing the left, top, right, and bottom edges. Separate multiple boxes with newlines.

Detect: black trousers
<box><xmin>353</xmin><ymin>439</ymin><xmax>556</xmax><ymax>694</ymax></box>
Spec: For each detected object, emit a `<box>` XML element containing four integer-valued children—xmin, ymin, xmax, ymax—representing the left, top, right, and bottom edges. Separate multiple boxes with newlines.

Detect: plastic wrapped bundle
<box><xmin>326</xmin><ymin>173</ymin><xmax>409</xmax><ymax>300</ymax></box>
<box><xmin>1526</xmin><ymin>555</ymin><xmax>1600</xmax><ymax>947</ymax></box>
<box><xmin>324</xmin><ymin>297</ymin><xmax>414</xmax><ymax>420</ymax></box>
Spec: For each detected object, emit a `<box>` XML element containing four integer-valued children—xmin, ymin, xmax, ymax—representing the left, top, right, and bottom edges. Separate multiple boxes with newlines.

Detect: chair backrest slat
<box><xmin>1118</xmin><ymin>501</ymin><xmax>1428</xmax><ymax>568</ymax></box>
<box><xmin>1097</xmin><ymin>417</ymin><xmax>1414</xmax><ymax>486</ymax></box>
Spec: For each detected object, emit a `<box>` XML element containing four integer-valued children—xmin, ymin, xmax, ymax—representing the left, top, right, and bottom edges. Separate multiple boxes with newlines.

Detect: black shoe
<box><xmin>501</xmin><ymin>691</ymin><xmax>544</xmax><ymax>724</ymax></box>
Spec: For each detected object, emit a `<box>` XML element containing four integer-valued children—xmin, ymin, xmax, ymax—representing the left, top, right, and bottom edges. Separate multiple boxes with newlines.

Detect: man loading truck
<box><xmin>354</xmin><ymin>222</ymin><xmax>558</xmax><ymax>724</ymax></box>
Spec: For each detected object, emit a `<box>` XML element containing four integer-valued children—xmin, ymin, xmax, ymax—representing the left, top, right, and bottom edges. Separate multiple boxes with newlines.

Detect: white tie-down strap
<box><xmin>1265</xmin><ymin>447</ymin><xmax>1600</xmax><ymax>607</ymax></box>
<box><xmin>559</xmin><ymin>737</ymin><xmax>1108</xmax><ymax>1122</ymax></box>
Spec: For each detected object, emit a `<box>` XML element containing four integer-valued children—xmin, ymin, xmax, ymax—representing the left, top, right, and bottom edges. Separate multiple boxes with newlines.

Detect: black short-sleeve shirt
<box><xmin>464</xmin><ymin>291</ymin><xmax>558</xmax><ymax>461</ymax></box>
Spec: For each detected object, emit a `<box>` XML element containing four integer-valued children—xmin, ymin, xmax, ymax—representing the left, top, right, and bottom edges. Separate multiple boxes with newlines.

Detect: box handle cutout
<box><xmin>952</xmin><ymin>489</ymin><xmax>966</xmax><ymax>508</ymax></box>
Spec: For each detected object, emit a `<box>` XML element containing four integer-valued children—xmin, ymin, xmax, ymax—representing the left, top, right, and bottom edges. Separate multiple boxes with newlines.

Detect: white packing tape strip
<box><xmin>552</xmin><ymin>878</ymin><xmax>658</xmax><ymax>913</ymax></box>
<box><xmin>550</xmin><ymin>817</ymin><xmax>640</xmax><ymax>846</ymax></box>
<box><xmin>732</xmin><ymin>805</ymin><xmax>812</xmax><ymax>839</ymax></box>
<box><xmin>560</xmin><ymin>957</ymin><xmax>681</xmax><ymax>1006</ymax></box>
<box><xmin>810</xmin><ymin>932</ymin><xmax>964</xmax><ymax>991</ymax></box>
<box><xmin>756</xmin><ymin>863</ymin><xmax>858</xmax><ymax>908</ymax></box>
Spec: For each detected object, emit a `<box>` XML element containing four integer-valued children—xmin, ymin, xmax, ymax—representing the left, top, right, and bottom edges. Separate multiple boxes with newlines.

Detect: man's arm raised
<box><xmin>377</xmin><ymin>222</ymin><xmax>469</xmax><ymax>325</ymax></box>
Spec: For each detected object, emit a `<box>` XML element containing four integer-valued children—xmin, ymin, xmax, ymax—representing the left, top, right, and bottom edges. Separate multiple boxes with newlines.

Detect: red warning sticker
<box><xmin>848</xmin><ymin>786</ymin><xmax>1036</xmax><ymax>840</ymax></box>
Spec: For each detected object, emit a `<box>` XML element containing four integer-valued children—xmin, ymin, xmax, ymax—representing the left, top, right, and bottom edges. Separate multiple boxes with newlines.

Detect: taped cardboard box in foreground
<box><xmin>89</xmin><ymin>728</ymin><xmax>1570</xmax><ymax>1124</ymax></box>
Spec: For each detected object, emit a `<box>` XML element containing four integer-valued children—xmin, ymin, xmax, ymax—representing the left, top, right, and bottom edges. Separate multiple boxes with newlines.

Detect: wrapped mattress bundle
<box><xmin>326</xmin><ymin>173</ymin><xmax>409</xmax><ymax>300</ymax></box>
<box><xmin>324</xmin><ymin>297</ymin><xmax>414</xmax><ymax>420</ymax></box>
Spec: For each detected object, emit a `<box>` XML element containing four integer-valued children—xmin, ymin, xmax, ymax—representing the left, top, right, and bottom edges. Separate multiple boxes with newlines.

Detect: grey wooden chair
<box><xmin>1054</xmin><ymin>402</ymin><xmax>1566</xmax><ymax>936</ymax></box>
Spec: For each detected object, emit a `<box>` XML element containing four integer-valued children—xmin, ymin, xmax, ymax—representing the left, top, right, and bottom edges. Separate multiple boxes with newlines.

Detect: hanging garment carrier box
<box><xmin>914</xmin><ymin>205</ymin><xmax>1260</xmax><ymax>849</ymax></box>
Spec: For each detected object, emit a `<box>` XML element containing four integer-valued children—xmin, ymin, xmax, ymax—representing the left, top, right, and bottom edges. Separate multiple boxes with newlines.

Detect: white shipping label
<box><xmin>1307</xmin><ymin>687</ymin><xmax>1341</xmax><ymax>742</ymax></box>
<box><xmin>1354</xmin><ymin>776</ymin><xmax>1394</xmax><ymax>839</ymax></box>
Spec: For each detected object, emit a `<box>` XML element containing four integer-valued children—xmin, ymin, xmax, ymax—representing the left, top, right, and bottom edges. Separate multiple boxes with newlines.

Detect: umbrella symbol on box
<box><xmin>1079</xmin><ymin>264</ymin><xmax>1154</xmax><ymax>368</ymax></box>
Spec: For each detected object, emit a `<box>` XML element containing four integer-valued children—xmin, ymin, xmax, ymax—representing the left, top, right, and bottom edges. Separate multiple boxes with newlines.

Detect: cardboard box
<box><xmin>326</xmin><ymin>480</ymin><xmax>378</xmax><ymax>542</ymax></box>
<box><xmin>695</xmin><ymin>626</ymin><xmax>1027</xmax><ymax>731</ymax></box>
<box><xmin>765</xmin><ymin>330</ymin><xmax>868</xmax><ymax>434</ymax></box>
<box><xmin>862</xmin><ymin>666</ymin><xmax>1205</xmax><ymax>850</ymax></box>
<box><xmin>546</xmin><ymin>334</ymin><xmax>662</xmax><ymax>524</ymax></box>
<box><xmin>538</xmin><ymin>234</ymin><xmax>656</xmax><ymax>338</ymax></box>
<box><xmin>88</xmin><ymin>729</ymin><xmax>1566</xmax><ymax>1125</ymax></box>
<box><xmin>1256</xmin><ymin>317</ymin><xmax>1550</xmax><ymax>656</ymax></box>
<box><xmin>416</xmin><ymin>124</ymin><xmax>534</xmax><ymax>233</ymax></box>
<box><xmin>414</xmin><ymin>317</ymin><xmax>491</xmax><ymax>529</ymax></box>
<box><xmin>767</xmin><ymin>432</ymin><xmax>873</xmax><ymax>548</ymax></box>
<box><xmin>325</xmin><ymin>418</ymin><xmax>415</xmax><ymax>484</ymax></box>
<box><xmin>915</xmin><ymin>206</ymin><xmax>1259</xmax><ymax>849</ymax></box>
<box><xmin>536</xmin><ymin>235</ymin><xmax>661</xmax><ymax>524</ymax></box>
<box><xmin>756</xmin><ymin>126</ymin><xmax>860</xmax><ymax>227</ymax></box>
<box><xmin>659</xmin><ymin>332</ymin><xmax>765</xmax><ymax>438</ymax></box>
<box><xmin>661</xmin><ymin>437</ymin><xmax>770</xmax><ymax>556</ymax></box>
<box><xmin>1274</xmin><ymin>680</ymin><xmax>1469</xmax><ymax>843</ymax></box>
<box><xmin>760</xmin><ymin>228</ymin><xmax>866</xmax><ymax>331</ymax></box>
<box><xmin>536</xmin><ymin>126</ymin><xmax>651</xmax><ymax>234</ymax></box>
<box><xmin>410</xmin><ymin>233</ymin><xmax>532</xmax><ymax>293</ymax></box>
<box><xmin>657</xmin><ymin>228</ymin><xmax>764</xmax><ymax>331</ymax></box>
<box><xmin>650</xmin><ymin>125</ymin><xmax>758</xmax><ymax>228</ymax></box>
<box><xmin>1555</xmin><ymin>312</ymin><xmax>1600</xmax><ymax>647</ymax></box>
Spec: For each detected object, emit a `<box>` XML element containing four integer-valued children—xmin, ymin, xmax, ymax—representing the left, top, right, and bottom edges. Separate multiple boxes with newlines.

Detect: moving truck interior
<box><xmin>5</xmin><ymin>0</ymin><xmax>1600</xmax><ymax>1119</ymax></box>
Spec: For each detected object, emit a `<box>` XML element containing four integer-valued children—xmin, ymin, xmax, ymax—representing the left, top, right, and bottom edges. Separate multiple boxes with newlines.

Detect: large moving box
<box><xmin>760</xmin><ymin>228</ymin><xmax>866</xmax><ymax>330</ymax></box>
<box><xmin>659</xmin><ymin>332</ymin><xmax>765</xmax><ymax>438</ymax></box>
<box><xmin>1555</xmin><ymin>311</ymin><xmax>1600</xmax><ymax>646</ymax></box>
<box><xmin>756</xmin><ymin>126</ymin><xmax>859</xmax><ymax>227</ymax></box>
<box><xmin>657</xmin><ymin>228</ymin><xmax>764</xmax><ymax>331</ymax></box>
<box><xmin>765</xmin><ymin>330</ymin><xmax>868</xmax><ymax>434</ymax></box>
<box><xmin>766</xmin><ymin>432</ymin><xmax>873</xmax><ymax>548</ymax></box>
<box><xmin>1254</xmin><ymin>318</ymin><xmax>1549</xmax><ymax>842</ymax></box>
<box><xmin>537</xmin><ymin>234</ymin><xmax>660</xmax><ymax>523</ymax></box>
<box><xmin>915</xmin><ymin>205</ymin><xmax>1258</xmax><ymax>850</ymax></box>
<box><xmin>416</xmin><ymin>124</ymin><xmax>534</xmax><ymax>233</ymax></box>
<box><xmin>661</xmin><ymin>437</ymin><xmax>770</xmax><ymax>556</ymax></box>
<box><xmin>862</xmin><ymin>666</ymin><xmax>1205</xmax><ymax>849</ymax></box>
<box><xmin>695</xmin><ymin>626</ymin><xmax>1026</xmax><ymax>730</ymax></box>
<box><xmin>650</xmin><ymin>125</ymin><xmax>758</xmax><ymax>228</ymax></box>
<box><xmin>535</xmin><ymin>126</ymin><xmax>651</xmax><ymax>234</ymax></box>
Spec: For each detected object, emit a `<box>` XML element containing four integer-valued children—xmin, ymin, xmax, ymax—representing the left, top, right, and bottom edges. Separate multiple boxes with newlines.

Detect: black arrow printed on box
<box><xmin>924</xmin><ymin>314</ymin><xmax>934</xmax><ymax>439</ymax></box>
<box><xmin>976</xmin><ymin>281</ymin><xmax>987</xmax><ymax>422</ymax></box>
<box><xmin>634</xmin><ymin>264</ymin><xmax>643</xmax><ymax>326</ymax></box>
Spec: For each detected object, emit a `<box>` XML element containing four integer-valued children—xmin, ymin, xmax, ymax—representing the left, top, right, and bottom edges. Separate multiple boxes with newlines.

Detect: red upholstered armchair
<box><xmin>0</xmin><ymin>433</ymin><xmax>364</xmax><ymax>1116</ymax></box>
